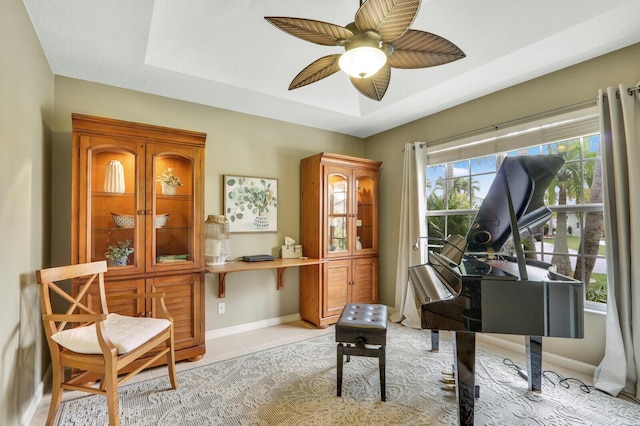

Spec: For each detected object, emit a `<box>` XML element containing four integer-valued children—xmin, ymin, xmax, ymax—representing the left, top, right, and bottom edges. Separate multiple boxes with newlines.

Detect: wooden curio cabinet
<box><xmin>71</xmin><ymin>113</ymin><xmax>206</xmax><ymax>363</ymax></box>
<box><xmin>300</xmin><ymin>152</ymin><xmax>382</xmax><ymax>328</ymax></box>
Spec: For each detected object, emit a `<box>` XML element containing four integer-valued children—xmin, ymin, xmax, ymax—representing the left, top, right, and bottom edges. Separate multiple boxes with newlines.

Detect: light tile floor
<box><xmin>29</xmin><ymin>320</ymin><xmax>334</xmax><ymax>425</ymax></box>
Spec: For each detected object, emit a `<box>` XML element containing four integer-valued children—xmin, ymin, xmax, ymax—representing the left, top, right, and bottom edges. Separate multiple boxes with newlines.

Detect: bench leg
<box><xmin>379</xmin><ymin>345</ymin><xmax>386</xmax><ymax>401</ymax></box>
<box><xmin>337</xmin><ymin>343</ymin><xmax>344</xmax><ymax>397</ymax></box>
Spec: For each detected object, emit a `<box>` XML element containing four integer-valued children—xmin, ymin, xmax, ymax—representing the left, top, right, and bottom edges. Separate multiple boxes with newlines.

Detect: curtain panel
<box><xmin>391</xmin><ymin>142</ymin><xmax>426</xmax><ymax>327</ymax></box>
<box><xmin>594</xmin><ymin>83</ymin><xmax>640</xmax><ymax>398</ymax></box>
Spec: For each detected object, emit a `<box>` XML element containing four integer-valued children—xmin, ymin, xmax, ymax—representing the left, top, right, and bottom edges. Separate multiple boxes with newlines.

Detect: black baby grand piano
<box><xmin>409</xmin><ymin>155</ymin><xmax>584</xmax><ymax>425</ymax></box>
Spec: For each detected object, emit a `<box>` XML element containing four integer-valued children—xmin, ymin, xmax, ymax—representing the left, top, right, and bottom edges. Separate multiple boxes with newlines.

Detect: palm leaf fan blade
<box><xmin>350</xmin><ymin>65</ymin><xmax>391</xmax><ymax>101</ymax></box>
<box><xmin>388</xmin><ymin>30</ymin><xmax>465</xmax><ymax>68</ymax></box>
<box><xmin>264</xmin><ymin>17</ymin><xmax>353</xmax><ymax>46</ymax></box>
<box><xmin>289</xmin><ymin>55</ymin><xmax>342</xmax><ymax>90</ymax></box>
<box><xmin>355</xmin><ymin>0</ymin><xmax>421</xmax><ymax>42</ymax></box>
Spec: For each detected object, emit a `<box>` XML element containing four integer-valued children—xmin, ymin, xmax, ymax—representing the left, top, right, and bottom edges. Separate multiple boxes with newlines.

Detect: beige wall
<box><xmin>51</xmin><ymin>76</ymin><xmax>366</xmax><ymax>331</ymax></box>
<box><xmin>0</xmin><ymin>0</ymin><xmax>54</xmax><ymax>424</ymax></box>
<box><xmin>365</xmin><ymin>42</ymin><xmax>640</xmax><ymax>367</ymax></box>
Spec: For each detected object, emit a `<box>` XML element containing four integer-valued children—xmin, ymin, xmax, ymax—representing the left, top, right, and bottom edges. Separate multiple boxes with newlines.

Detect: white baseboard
<box><xmin>206</xmin><ymin>306</ymin><xmax>396</xmax><ymax>341</ymax></box>
<box><xmin>20</xmin><ymin>365</ymin><xmax>50</xmax><ymax>426</ymax></box>
<box><xmin>205</xmin><ymin>313</ymin><xmax>302</xmax><ymax>340</ymax></box>
<box><xmin>476</xmin><ymin>334</ymin><xmax>597</xmax><ymax>378</ymax></box>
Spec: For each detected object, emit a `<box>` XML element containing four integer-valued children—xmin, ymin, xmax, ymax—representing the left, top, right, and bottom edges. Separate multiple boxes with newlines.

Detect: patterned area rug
<box><xmin>55</xmin><ymin>323</ymin><xmax>638</xmax><ymax>425</ymax></box>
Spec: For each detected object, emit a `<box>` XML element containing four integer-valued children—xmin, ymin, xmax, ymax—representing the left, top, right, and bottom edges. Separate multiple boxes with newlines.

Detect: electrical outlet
<box><xmin>218</xmin><ymin>302</ymin><xmax>225</xmax><ymax>314</ymax></box>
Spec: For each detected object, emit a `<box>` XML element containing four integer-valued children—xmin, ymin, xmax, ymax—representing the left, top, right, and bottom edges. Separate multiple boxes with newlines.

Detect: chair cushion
<box><xmin>51</xmin><ymin>313</ymin><xmax>171</xmax><ymax>355</ymax></box>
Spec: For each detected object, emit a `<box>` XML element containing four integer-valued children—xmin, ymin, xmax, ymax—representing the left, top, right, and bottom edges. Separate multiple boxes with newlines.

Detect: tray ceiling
<box><xmin>23</xmin><ymin>0</ymin><xmax>640</xmax><ymax>137</ymax></box>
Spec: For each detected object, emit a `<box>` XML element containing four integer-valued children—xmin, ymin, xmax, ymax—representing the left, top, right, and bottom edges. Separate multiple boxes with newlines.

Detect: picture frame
<box><xmin>223</xmin><ymin>175</ymin><xmax>278</xmax><ymax>233</ymax></box>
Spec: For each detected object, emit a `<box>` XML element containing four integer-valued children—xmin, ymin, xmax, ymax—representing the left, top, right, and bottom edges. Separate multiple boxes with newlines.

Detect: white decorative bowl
<box><xmin>112</xmin><ymin>213</ymin><xmax>169</xmax><ymax>228</ymax></box>
<box><xmin>111</xmin><ymin>213</ymin><xmax>135</xmax><ymax>228</ymax></box>
<box><xmin>154</xmin><ymin>213</ymin><xmax>169</xmax><ymax>228</ymax></box>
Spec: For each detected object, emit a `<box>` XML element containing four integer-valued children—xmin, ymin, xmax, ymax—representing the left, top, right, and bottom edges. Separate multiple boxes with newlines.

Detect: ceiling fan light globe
<box><xmin>338</xmin><ymin>46</ymin><xmax>387</xmax><ymax>78</ymax></box>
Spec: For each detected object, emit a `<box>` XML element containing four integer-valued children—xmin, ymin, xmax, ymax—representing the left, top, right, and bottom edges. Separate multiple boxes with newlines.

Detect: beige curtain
<box><xmin>391</xmin><ymin>142</ymin><xmax>426</xmax><ymax>327</ymax></box>
<box><xmin>594</xmin><ymin>82</ymin><xmax>640</xmax><ymax>398</ymax></box>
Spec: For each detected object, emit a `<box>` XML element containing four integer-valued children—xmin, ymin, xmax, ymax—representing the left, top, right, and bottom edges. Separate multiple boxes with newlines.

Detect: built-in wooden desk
<box><xmin>205</xmin><ymin>258</ymin><xmax>325</xmax><ymax>298</ymax></box>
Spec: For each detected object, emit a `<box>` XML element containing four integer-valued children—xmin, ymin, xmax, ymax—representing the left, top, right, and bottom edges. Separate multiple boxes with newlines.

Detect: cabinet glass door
<box><xmin>356</xmin><ymin>174</ymin><xmax>375</xmax><ymax>251</ymax></box>
<box><xmin>327</xmin><ymin>172</ymin><xmax>349</xmax><ymax>254</ymax></box>
<box><xmin>86</xmin><ymin>141</ymin><xmax>142</xmax><ymax>274</ymax></box>
<box><xmin>152</xmin><ymin>150</ymin><xmax>195</xmax><ymax>268</ymax></box>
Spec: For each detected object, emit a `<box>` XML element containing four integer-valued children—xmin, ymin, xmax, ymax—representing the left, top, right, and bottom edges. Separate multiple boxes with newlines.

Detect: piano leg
<box><xmin>454</xmin><ymin>331</ymin><xmax>476</xmax><ymax>426</ymax></box>
<box><xmin>526</xmin><ymin>336</ymin><xmax>543</xmax><ymax>392</ymax></box>
<box><xmin>431</xmin><ymin>330</ymin><xmax>439</xmax><ymax>351</ymax></box>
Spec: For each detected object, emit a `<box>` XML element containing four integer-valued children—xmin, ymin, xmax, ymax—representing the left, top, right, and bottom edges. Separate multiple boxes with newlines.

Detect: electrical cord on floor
<box><xmin>503</xmin><ymin>358</ymin><xmax>591</xmax><ymax>394</ymax></box>
<box><xmin>542</xmin><ymin>370</ymin><xmax>591</xmax><ymax>393</ymax></box>
<box><xmin>503</xmin><ymin>358</ymin><xmax>530</xmax><ymax>380</ymax></box>
<box><xmin>617</xmin><ymin>391</ymin><xmax>640</xmax><ymax>404</ymax></box>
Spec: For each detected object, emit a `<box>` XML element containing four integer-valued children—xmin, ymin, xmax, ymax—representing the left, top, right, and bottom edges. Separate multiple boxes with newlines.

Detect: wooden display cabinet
<box><xmin>71</xmin><ymin>113</ymin><xmax>206</xmax><ymax>363</ymax></box>
<box><xmin>300</xmin><ymin>152</ymin><xmax>382</xmax><ymax>328</ymax></box>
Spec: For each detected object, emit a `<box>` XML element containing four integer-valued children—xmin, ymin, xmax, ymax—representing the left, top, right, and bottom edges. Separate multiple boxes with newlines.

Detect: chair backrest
<box><xmin>36</xmin><ymin>261</ymin><xmax>110</xmax><ymax>337</ymax></box>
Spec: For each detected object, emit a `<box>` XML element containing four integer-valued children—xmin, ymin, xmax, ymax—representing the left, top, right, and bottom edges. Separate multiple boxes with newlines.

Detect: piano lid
<box><xmin>466</xmin><ymin>155</ymin><xmax>564</xmax><ymax>253</ymax></box>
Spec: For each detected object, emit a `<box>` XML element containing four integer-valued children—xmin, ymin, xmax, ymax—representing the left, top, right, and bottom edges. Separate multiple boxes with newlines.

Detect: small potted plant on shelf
<box><xmin>157</xmin><ymin>167</ymin><xmax>183</xmax><ymax>195</ymax></box>
<box><xmin>104</xmin><ymin>240</ymin><xmax>134</xmax><ymax>266</ymax></box>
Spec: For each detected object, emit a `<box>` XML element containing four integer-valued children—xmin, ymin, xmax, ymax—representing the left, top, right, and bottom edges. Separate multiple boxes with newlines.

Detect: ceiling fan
<box><xmin>265</xmin><ymin>0</ymin><xmax>465</xmax><ymax>101</ymax></box>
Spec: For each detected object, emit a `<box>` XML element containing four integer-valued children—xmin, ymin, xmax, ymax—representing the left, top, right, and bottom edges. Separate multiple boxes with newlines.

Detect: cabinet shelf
<box><xmin>92</xmin><ymin>226</ymin><xmax>192</xmax><ymax>232</ymax></box>
<box><xmin>93</xmin><ymin>192</ymin><xmax>135</xmax><ymax>197</ymax></box>
<box><xmin>157</xmin><ymin>194</ymin><xmax>191</xmax><ymax>201</ymax></box>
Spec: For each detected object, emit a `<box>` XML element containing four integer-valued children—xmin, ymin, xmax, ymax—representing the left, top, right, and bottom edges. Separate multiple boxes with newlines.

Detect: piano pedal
<box><xmin>441</xmin><ymin>378</ymin><xmax>481</xmax><ymax>399</ymax></box>
<box><xmin>442</xmin><ymin>370</ymin><xmax>454</xmax><ymax>376</ymax></box>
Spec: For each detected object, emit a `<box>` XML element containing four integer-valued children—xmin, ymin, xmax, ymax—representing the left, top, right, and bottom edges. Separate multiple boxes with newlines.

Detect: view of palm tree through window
<box><xmin>424</xmin><ymin>133</ymin><xmax>606</xmax><ymax>305</ymax></box>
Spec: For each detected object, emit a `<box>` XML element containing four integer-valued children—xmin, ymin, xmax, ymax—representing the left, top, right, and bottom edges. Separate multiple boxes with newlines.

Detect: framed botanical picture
<box><xmin>223</xmin><ymin>175</ymin><xmax>278</xmax><ymax>232</ymax></box>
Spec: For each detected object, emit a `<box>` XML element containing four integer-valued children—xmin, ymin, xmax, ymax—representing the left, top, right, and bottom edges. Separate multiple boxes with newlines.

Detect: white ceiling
<box><xmin>23</xmin><ymin>0</ymin><xmax>640</xmax><ymax>138</ymax></box>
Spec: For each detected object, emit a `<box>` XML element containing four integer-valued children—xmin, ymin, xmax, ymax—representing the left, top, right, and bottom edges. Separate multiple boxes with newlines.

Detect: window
<box><xmin>422</xmin><ymin>106</ymin><xmax>606</xmax><ymax>307</ymax></box>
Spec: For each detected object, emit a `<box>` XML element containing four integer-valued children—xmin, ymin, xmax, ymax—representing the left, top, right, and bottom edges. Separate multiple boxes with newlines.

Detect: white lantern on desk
<box><xmin>205</xmin><ymin>215</ymin><xmax>230</xmax><ymax>265</ymax></box>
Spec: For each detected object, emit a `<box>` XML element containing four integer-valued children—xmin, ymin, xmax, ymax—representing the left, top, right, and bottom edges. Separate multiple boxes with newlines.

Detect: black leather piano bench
<box><xmin>335</xmin><ymin>303</ymin><xmax>388</xmax><ymax>401</ymax></box>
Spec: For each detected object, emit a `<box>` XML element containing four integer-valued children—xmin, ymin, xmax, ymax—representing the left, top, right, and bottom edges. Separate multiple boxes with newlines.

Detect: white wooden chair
<box><xmin>36</xmin><ymin>260</ymin><xmax>178</xmax><ymax>426</ymax></box>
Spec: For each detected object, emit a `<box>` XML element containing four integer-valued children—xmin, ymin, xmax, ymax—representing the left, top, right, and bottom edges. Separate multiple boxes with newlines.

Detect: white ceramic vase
<box><xmin>104</xmin><ymin>160</ymin><xmax>125</xmax><ymax>193</ymax></box>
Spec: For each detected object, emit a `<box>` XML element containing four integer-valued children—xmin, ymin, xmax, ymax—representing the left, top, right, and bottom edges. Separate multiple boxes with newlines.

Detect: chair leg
<box><xmin>166</xmin><ymin>333</ymin><xmax>178</xmax><ymax>389</ymax></box>
<box><xmin>337</xmin><ymin>343</ymin><xmax>344</xmax><ymax>397</ymax></box>
<box><xmin>104</xmin><ymin>367</ymin><xmax>120</xmax><ymax>426</ymax></box>
<box><xmin>46</xmin><ymin>364</ymin><xmax>64</xmax><ymax>426</ymax></box>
